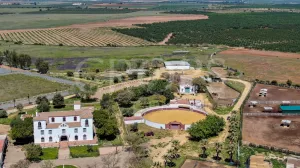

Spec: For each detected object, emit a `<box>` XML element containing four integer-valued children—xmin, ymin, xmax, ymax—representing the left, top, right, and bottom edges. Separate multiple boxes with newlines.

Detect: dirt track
<box><xmin>220</xmin><ymin>48</ymin><xmax>300</xmax><ymax>59</ymax></box>
<box><xmin>0</xmin><ymin>14</ymin><xmax>208</xmax><ymax>33</ymax></box>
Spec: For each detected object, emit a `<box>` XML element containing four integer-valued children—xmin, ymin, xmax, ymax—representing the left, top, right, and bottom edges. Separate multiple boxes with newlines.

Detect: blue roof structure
<box><xmin>280</xmin><ymin>106</ymin><xmax>300</xmax><ymax>111</ymax></box>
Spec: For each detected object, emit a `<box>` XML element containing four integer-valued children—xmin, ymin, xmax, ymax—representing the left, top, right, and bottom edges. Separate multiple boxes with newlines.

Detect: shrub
<box><xmin>130</xmin><ymin>122</ymin><xmax>138</xmax><ymax>132</ymax></box>
<box><xmin>24</xmin><ymin>143</ymin><xmax>42</xmax><ymax>161</ymax></box>
<box><xmin>67</xmin><ymin>71</ymin><xmax>74</xmax><ymax>77</ymax></box>
<box><xmin>122</xmin><ymin>108</ymin><xmax>134</xmax><ymax>117</ymax></box>
<box><xmin>188</xmin><ymin>115</ymin><xmax>225</xmax><ymax>141</ymax></box>
<box><xmin>113</xmin><ymin>77</ymin><xmax>119</xmax><ymax>83</ymax></box>
<box><xmin>0</xmin><ymin>109</ymin><xmax>7</xmax><ymax>118</ymax></box>
<box><xmin>52</xmin><ymin>93</ymin><xmax>65</xmax><ymax>108</ymax></box>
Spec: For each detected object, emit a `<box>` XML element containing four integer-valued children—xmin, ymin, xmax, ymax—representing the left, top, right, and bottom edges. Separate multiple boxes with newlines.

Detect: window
<box><xmin>41</xmin><ymin>130</ymin><xmax>44</xmax><ymax>135</ymax></box>
<box><xmin>75</xmin><ymin>135</ymin><xmax>78</xmax><ymax>140</ymax></box>
<box><xmin>38</xmin><ymin>122</ymin><xmax>42</xmax><ymax>129</ymax></box>
<box><xmin>63</xmin><ymin>117</ymin><xmax>66</xmax><ymax>122</ymax></box>
<box><xmin>74</xmin><ymin>128</ymin><xmax>78</xmax><ymax>133</ymax></box>
<box><xmin>62</xmin><ymin>129</ymin><xmax>66</xmax><ymax>134</ymax></box>
<box><xmin>48</xmin><ymin>130</ymin><xmax>52</xmax><ymax>134</ymax></box>
<box><xmin>83</xmin><ymin>134</ymin><xmax>87</xmax><ymax>140</ymax></box>
<box><xmin>51</xmin><ymin>117</ymin><xmax>55</xmax><ymax>122</ymax></box>
<box><xmin>49</xmin><ymin>136</ymin><xmax>53</xmax><ymax>142</ymax></box>
<box><xmin>85</xmin><ymin>119</ymin><xmax>89</xmax><ymax>127</ymax></box>
<box><xmin>41</xmin><ymin>137</ymin><xmax>45</xmax><ymax>142</ymax></box>
<box><xmin>83</xmin><ymin>128</ymin><xmax>87</xmax><ymax>133</ymax></box>
<box><xmin>74</xmin><ymin>116</ymin><xmax>77</xmax><ymax>121</ymax></box>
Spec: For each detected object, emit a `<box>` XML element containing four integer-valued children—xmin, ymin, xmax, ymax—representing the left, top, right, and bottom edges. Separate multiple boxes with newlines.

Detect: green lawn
<box><xmin>99</xmin><ymin>135</ymin><xmax>123</xmax><ymax>147</ymax></box>
<box><xmin>214</xmin><ymin>106</ymin><xmax>233</xmax><ymax>115</ymax></box>
<box><xmin>0</xmin><ymin>74</ymin><xmax>69</xmax><ymax>102</ymax></box>
<box><xmin>70</xmin><ymin>145</ymin><xmax>99</xmax><ymax>158</ymax></box>
<box><xmin>40</xmin><ymin>148</ymin><xmax>59</xmax><ymax>160</ymax></box>
<box><xmin>224</xmin><ymin>80</ymin><xmax>245</xmax><ymax>93</ymax></box>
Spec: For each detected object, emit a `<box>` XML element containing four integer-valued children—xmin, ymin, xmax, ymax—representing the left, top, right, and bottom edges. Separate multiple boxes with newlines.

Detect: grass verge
<box><xmin>70</xmin><ymin>145</ymin><xmax>99</xmax><ymax>158</ymax></box>
<box><xmin>40</xmin><ymin>148</ymin><xmax>59</xmax><ymax>160</ymax></box>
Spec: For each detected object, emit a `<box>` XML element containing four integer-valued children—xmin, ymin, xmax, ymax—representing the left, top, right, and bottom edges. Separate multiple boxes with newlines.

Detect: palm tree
<box><xmin>227</xmin><ymin>143</ymin><xmax>235</xmax><ymax>163</ymax></box>
<box><xmin>200</xmin><ymin>139</ymin><xmax>208</xmax><ymax>158</ymax></box>
<box><xmin>214</xmin><ymin>142</ymin><xmax>222</xmax><ymax>161</ymax></box>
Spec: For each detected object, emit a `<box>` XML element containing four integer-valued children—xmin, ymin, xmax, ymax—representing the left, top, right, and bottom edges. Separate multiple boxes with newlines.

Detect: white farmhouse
<box><xmin>164</xmin><ymin>61</ymin><xmax>190</xmax><ymax>70</ymax></box>
<box><xmin>33</xmin><ymin>104</ymin><xmax>94</xmax><ymax>144</ymax></box>
<box><xmin>179</xmin><ymin>76</ymin><xmax>196</xmax><ymax>94</ymax></box>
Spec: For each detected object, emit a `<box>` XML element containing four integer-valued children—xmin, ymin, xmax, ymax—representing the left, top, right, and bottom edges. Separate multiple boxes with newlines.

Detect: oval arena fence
<box><xmin>124</xmin><ymin>104</ymin><xmax>207</xmax><ymax>130</ymax></box>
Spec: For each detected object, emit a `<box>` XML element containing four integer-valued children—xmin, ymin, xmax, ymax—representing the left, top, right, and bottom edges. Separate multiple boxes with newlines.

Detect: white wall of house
<box><xmin>179</xmin><ymin>84</ymin><xmax>196</xmax><ymax>94</ymax></box>
<box><xmin>34</xmin><ymin>118</ymin><xmax>93</xmax><ymax>144</ymax></box>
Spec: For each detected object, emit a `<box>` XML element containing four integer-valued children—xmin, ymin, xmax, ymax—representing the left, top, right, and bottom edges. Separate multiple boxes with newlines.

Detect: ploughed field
<box><xmin>143</xmin><ymin>109</ymin><xmax>206</xmax><ymax>124</ymax></box>
<box><xmin>0</xmin><ymin>28</ymin><xmax>153</xmax><ymax>47</ymax></box>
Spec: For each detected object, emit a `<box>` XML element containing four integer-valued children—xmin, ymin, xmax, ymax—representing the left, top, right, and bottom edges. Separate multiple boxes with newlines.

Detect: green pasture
<box><xmin>0</xmin><ymin>74</ymin><xmax>68</xmax><ymax>102</ymax></box>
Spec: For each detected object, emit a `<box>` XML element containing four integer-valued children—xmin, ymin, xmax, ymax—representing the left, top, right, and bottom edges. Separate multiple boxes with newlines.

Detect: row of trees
<box><xmin>0</xmin><ymin>50</ymin><xmax>31</xmax><ymax>68</ymax></box>
<box><xmin>115</xmin><ymin>12</ymin><xmax>300</xmax><ymax>52</ymax></box>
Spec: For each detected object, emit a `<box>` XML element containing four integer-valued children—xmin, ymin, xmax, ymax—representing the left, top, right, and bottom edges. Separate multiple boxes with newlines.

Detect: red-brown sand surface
<box><xmin>220</xmin><ymin>48</ymin><xmax>300</xmax><ymax>59</ymax></box>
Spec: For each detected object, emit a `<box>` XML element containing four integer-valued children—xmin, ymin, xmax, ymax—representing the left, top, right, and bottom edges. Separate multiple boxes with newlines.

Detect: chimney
<box><xmin>36</xmin><ymin>110</ymin><xmax>38</xmax><ymax>117</ymax></box>
<box><xmin>74</xmin><ymin>101</ymin><xmax>81</xmax><ymax>110</ymax></box>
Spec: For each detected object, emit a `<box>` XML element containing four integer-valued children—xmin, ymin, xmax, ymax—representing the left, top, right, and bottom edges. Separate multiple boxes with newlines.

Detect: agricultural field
<box><xmin>116</xmin><ymin>12</ymin><xmax>300</xmax><ymax>52</ymax></box>
<box><xmin>216</xmin><ymin>50</ymin><xmax>300</xmax><ymax>84</ymax></box>
<box><xmin>0</xmin><ymin>10</ymin><xmax>161</xmax><ymax>30</ymax></box>
<box><xmin>0</xmin><ymin>28</ymin><xmax>153</xmax><ymax>47</ymax></box>
<box><xmin>24</xmin><ymin>8</ymin><xmax>141</xmax><ymax>14</ymax></box>
<box><xmin>242</xmin><ymin>115</ymin><xmax>300</xmax><ymax>153</ymax></box>
<box><xmin>0</xmin><ymin>74</ymin><xmax>68</xmax><ymax>102</ymax></box>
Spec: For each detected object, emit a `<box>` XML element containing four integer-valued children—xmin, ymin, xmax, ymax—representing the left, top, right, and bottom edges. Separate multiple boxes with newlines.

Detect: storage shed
<box><xmin>280</xmin><ymin>105</ymin><xmax>300</xmax><ymax>114</ymax></box>
<box><xmin>164</xmin><ymin>61</ymin><xmax>190</xmax><ymax>70</ymax></box>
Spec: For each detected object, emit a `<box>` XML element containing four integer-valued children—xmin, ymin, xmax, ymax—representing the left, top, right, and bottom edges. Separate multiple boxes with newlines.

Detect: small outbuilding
<box><xmin>164</xmin><ymin>61</ymin><xmax>190</xmax><ymax>70</ymax></box>
<box><xmin>179</xmin><ymin>77</ymin><xmax>196</xmax><ymax>94</ymax></box>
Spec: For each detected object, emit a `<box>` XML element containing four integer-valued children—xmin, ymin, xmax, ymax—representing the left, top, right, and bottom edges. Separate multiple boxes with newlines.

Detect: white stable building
<box><xmin>164</xmin><ymin>61</ymin><xmax>190</xmax><ymax>70</ymax></box>
<box><xmin>179</xmin><ymin>76</ymin><xmax>196</xmax><ymax>94</ymax></box>
<box><xmin>33</xmin><ymin>103</ymin><xmax>94</xmax><ymax>144</ymax></box>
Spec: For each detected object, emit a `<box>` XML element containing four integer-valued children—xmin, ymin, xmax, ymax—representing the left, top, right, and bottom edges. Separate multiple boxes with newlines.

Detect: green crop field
<box><xmin>115</xmin><ymin>12</ymin><xmax>300</xmax><ymax>53</ymax></box>
<box><xmin>0</xmin><ymin>74</ymin><xmax>69</xmax><ymax>102</ymax></box>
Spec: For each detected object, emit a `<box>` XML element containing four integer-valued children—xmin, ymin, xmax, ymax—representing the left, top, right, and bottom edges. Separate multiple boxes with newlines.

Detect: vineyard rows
<box><xmin>0</xmin><ymin>28</ymin><xmax>154</xmax><ymax>47</ymax></box>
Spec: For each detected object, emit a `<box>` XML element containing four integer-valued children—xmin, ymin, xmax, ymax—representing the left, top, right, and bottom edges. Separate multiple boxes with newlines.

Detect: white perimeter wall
<box><xmin>124</xmin><ymin>119</ymin><xmax>144</xmax><ymax>125</ymax></box>
<box><xmin>166</xmin><ymin>65</ymin><xmax>190</xmax><ymax>70</ymax></box>
<box><xmin>144</xmin><ymin>119</ymin><xmax>165</xmax><ymax>129</ymax></box>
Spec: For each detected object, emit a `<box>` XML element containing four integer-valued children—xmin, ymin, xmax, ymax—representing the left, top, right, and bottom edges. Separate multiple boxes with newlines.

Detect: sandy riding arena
<box><xmin>143</xmin><ymin>109</ymin><xmax>206</xmax><ymax>124</ymax></box>
<box><xmin>220</xmin><ymin>48</ymin><xmax>300</xmax><ymax>59</ymax></box>
<box><xmin>243</xmin><ymin>116</ymin><xmax>300</xmax><ymax>152</ymax></box>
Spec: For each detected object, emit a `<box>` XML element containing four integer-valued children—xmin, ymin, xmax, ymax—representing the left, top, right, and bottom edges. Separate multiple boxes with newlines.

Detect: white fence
<box><xmin>144</xmin><ymin>119</ymin><xmax>166</xmax><ymax>129</ymax></box>
<box><xmin>247</xmin><ymin>100</ymin><xmax>300</xmax><ymax>105</ymax></box>
<box><xmin>124</xmin><ymin>119</ymin><xmax>144</xmax><ymax>125</ymax></box>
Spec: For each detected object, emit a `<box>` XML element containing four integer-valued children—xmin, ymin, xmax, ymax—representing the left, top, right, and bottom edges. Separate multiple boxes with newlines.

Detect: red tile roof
<box><xmin>34</xmin><ymin>107</ymin><xmax>94</xmax><ymax>121</ymax></box>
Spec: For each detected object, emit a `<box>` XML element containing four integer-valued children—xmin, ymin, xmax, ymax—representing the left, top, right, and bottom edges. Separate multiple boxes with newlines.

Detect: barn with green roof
<box><xmin>280</xmin><ymin>105</ymin><xmax>300</xmax><ymax>114</ymax></box>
